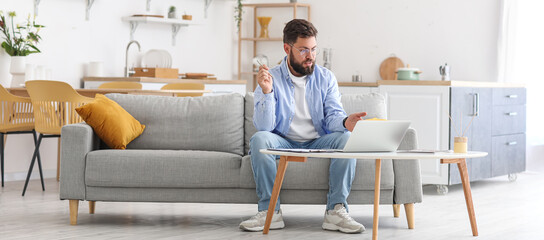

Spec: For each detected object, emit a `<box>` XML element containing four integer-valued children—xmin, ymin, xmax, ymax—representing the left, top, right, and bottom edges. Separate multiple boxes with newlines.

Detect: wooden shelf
<box><xmin>237</xmin><ymin>3</ymin><xmax>311</xmax><ymax>90</ymax></box>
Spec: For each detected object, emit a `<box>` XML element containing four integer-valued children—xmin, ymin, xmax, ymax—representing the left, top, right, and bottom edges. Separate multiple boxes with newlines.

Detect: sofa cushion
<box><xmin>75</xmin><ymin>94</ymin><xmax>146</xmax><ymax>149</ymax></box>
<box><xmin>341</xmin><ymin>93</ymin><xmax>387</xmax><ymax>119</ymax></box>
<box><xmin>239</xmin><ymin>156</ymin><xmax>394</xmax><ymax>191</ymax></box>
<box><xmin>106</xmin><ymin>93</ymin><xmax>244</xmax><ymax>155</ymax></box>
<box><xmin>85</xmin><ymin>150</ymin><xmax>243</xmax><ymax>188</ymax></box>
<box><xmin>244</xmin><ymin>93</ymin><xmax>256</xmax><ymax>155</ymax></box>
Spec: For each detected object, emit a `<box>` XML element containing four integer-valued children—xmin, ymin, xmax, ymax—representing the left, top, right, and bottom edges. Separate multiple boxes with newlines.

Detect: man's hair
<box><xmin>283</xmin><ymin>19</ymin><xmax>318</xmax><ymax>45</ymax></box>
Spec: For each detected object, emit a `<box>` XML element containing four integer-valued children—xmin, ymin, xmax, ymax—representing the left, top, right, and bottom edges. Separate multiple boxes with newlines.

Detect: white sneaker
<box><xmin>239</xmin><ymin>209</ymin><xmax>285</xmax><ymax>232</ymax></box>
<box><xmin>322</xmin><ymin>204</ymin><xmax>365</xmax><ymax>233</ymax></box>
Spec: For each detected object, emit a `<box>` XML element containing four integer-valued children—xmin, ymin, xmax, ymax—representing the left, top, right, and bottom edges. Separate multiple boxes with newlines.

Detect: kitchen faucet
<box><xmin>124</xmin><ymin>40</ymin><xmax>141</xmax><ymax>77</ymax></box>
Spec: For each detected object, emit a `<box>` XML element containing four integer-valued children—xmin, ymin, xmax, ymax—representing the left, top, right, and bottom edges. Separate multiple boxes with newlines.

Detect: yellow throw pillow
<box><xmin>75</xmin><ymin>94</ymin><xmax>145</xmax><ymax>149</ymax></box>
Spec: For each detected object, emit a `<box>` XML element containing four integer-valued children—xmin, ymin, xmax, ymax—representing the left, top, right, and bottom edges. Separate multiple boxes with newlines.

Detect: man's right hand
<box><xmin>258</xmin><ymin>65</ymin><xmax>273</xmax><ymax>94</ymax></box>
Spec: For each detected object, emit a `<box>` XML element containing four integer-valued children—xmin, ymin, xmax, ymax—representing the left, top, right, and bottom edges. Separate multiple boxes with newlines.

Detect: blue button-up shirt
<box><xmin>253</xmin><ymin>56</ymin><xmax>347</xmax><ymax>137</ymax></box>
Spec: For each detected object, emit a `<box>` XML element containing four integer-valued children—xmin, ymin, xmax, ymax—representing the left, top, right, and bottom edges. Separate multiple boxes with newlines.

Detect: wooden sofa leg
<box><xmin>404</xmin><ymin>203</ymin><xmax>415</xmax><ymax>229</ymax></box>
<box><xmin>393</xmin><ymin>204</ymin><xmax>401</xmax><ymax>218</ymax></box>
<box><xmin>89</xmin><ymin>201</ymin><xmax>96</xmax><ymax>214</ymax></box>
<box><xmin>69</xmin><ymin>200</ymin><xmax>79</xmax><ymax>225</ymax></box>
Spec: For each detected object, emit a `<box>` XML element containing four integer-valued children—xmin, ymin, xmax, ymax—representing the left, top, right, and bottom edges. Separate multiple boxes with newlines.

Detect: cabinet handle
<box><xmin>506</xmin><ymin>112</ymin><xmax>518</xmax><ymax>116</ymax></box>
<box><xmin>507</xmin><ymin>94</ymin><xmax>518</xmax><ymax>98</ymax></box>
<box><xmin>472</xmin><ymin>93</ymin><xmax>479</xmax><ymax>116</ymax></box>
<box><xmin>506</xmin><ymin>141</ymin><xmax>517</xmax><ymax>146</ymax></box>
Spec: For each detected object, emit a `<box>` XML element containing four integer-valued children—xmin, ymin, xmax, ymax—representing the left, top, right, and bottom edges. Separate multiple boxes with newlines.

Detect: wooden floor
<box><xmin>1</xmin><ymin>172</ymin><xmax>543</xmax><ymax>240</ymax></box>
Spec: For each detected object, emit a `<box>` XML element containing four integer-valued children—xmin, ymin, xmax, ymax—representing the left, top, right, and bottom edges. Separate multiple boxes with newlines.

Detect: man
<box><xmin>239</xmin><ymin>19</ymin><xmax>367</xmax><ymax>233</ymax></box>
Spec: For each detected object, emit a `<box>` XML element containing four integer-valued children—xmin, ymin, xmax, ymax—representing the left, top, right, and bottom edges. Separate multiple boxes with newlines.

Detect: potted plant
<box><xmin>0</xmin><ymin>11</ymin><xmax>44</xmax><ymax>87</ymax></box>
<box><xmin>168</xmin><ymin>6</ymin><xmax>176</xmax><ymax>19</ymax></box>
<box><xmin>234</xmin><ymin>0</ymin><xmax>243</xmax><ymax>32</ymax></box>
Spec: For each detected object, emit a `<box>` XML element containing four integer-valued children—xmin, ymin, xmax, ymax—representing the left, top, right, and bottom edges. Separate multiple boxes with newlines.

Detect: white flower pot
<box><xmin>10</xmin><ymin>56</ymin><xmax>26</xmax><ymax>87</ymax></box>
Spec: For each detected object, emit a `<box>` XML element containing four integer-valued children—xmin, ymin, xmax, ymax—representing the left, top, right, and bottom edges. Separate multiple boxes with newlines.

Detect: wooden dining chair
<box><xmin>160</xmin><ymin>83</ymin><xmax>205</xmax><ymax>97</ymax></box>
<box><xmin>98</xmin><ymin>81</ymin><xmax>142</xmax><ymax>89</ymax></box>
<box><xmin>0</xmin><ymin>85</ymin><xmax>43</xmax><ymax>188</ymax></box>
<box><xmin>23</xmin><ymin>80</ymin><xmax>94</xmax><ymax>196</ymax></box>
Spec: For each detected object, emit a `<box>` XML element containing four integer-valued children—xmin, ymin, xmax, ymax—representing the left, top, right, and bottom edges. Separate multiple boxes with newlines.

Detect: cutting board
<box><xmin>180</xmin><ymin>73</ymin><xmax>216</xmax><ymax>79</ymax></box>
<box><xmin>132</xmin><ymin>14</ymin><xmax>164</xmax><ymax>18</ymax></box>
<box><xmin>379</xmin><ymin>56</ymin><xmax>405</xmax><ymax>80</ymax></box>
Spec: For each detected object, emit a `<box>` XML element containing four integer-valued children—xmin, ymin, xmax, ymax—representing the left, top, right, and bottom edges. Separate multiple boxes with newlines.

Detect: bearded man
<box><xmin>239</xmin><ymin>19</ymin><xmax>367</xmax><ymax>234</ymax></box>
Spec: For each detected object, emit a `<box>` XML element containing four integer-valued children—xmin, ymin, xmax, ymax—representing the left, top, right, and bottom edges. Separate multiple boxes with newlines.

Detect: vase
<box><xmin>10</xmin><ymin>56</ymin><xmax>26</xmax><ymax>87</ymax></box>
<box><xmin>257</xmin><ymin>16</ymin><xmax>272</xmax><ymax>38</ymax></box>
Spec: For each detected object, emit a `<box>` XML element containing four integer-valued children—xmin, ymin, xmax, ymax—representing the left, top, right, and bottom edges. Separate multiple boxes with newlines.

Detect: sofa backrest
<box><xmin>107</xmin><ymin>93</ymin><xmax>245</xmax><ymax>155</ymax></box>
<box><xmin>243</xmin><ymin>92</ymin><xmax>387</xmax><ymax>154</ymax></box>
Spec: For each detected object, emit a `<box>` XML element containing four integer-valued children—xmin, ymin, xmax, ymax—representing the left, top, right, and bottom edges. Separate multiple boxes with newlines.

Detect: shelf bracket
<box><xmin>34</xmin><ymin>0</ymin><xmax>41</xmax><ymax>16</ymax></box>
<box><xmin>129</xmin><ymin>21</ymin><xmax>139</xmax><ymax>41</ymax></box>
<box><xmin>172</xmin><ymin>24</ymin><xmax>183</xmax><ymax>46</ymax></box>
<box><xmin>204</xmin><ymin>0</ymin><xmax>213</xmax><ymax>18</ymax></box>
<box><xmin>147</xmin><ymin>0</ymin><xmax>152</xmax><ymax>12</ymax></box>
<box><xmin>86</xmin><ymin>0</ymin><xmax>96</xmax><ymax>21</ymax></box>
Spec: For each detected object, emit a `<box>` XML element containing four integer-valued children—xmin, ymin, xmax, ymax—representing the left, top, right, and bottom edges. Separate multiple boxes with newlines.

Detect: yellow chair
<box><xmin>0</xmin><ymin>85</ymin><xmax>43</xmax><ymax>188</ymax></box>
<box><xmin>160</xmin><ymin>83</ymin><xmax>205</xmax><ymax>97</ymax></box>
<box><xmin>98</xmin><ymin>81</ymin><xmax>142</xmax><ymax>89</ymax></box>
<box><xmin>23</xmin><ymin>80</ymin><xmax>94</xmax><ymax>196</ymax></box>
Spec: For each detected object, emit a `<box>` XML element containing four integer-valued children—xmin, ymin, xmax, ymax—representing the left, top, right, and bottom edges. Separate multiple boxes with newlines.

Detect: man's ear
<box><xmin>283</xmin><ymin>43</ymin><xmax>290</xmax><ymax>55</ymax></box>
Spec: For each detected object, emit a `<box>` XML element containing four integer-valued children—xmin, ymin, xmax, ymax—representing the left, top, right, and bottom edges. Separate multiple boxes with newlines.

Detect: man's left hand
<box><xmin>345</xmin><ymin>112</ymin><xmax>367</xmax><ymax>132</ymax></box>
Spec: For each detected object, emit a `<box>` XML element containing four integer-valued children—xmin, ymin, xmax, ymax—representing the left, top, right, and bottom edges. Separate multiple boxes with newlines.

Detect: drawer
<box><xmin>492</xmin><ymin>88</ymin><xmax>526</xmax><ymax>106</ymax></box>
<box><xmin>492</xmin><ymin>105</ymin><xmax>526</xmax><ymax>135</ymax></box>
<box><xmin>491</xmin><ymin>134</ymin><xmax>526</xmax><ymax>177</ymax></box>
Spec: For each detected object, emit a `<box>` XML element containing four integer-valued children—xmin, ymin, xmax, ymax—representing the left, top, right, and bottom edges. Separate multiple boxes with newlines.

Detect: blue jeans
<box><xmin>249</xmin><ymin>131</ymin><xmax>356</xmax><ymax>212</ymax></box>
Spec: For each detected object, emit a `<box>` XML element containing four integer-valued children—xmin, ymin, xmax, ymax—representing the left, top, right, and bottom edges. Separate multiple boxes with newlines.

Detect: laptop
<box><xmin>340</xmin><ymin>120</ymin><xmax>411</xmax><ymax>152</ymax></box>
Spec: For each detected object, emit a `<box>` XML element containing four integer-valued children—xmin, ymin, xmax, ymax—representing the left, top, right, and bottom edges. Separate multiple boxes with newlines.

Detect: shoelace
<box><xmin>336</xmin><ymin>207</ymin><xmax>355</xmax><ymax>222</ymax></box>
<box><xmin>251</xmin><ymin>211</ymin><xmax>269</xmax><ymax>220</ymax></box>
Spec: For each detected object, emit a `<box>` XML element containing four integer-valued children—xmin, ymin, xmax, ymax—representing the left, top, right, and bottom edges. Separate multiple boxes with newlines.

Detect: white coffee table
<box><xmin>259</xmin><ymin>150</ymin><xmax>488</xmax><ymax>239</ymax></box>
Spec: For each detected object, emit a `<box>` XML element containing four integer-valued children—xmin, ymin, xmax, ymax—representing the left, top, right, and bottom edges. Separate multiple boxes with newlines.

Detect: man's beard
<box><xmin>289</xmin><ymin>51</ymin><xmax>315</xmax><ymax>76</ymax></box>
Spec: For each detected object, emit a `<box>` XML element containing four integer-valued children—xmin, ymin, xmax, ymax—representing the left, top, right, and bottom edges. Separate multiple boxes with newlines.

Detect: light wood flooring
<box><xmin>1</xmin><ymin>171</ymin><xmax>543</xmax><ymax>240</ymax></box>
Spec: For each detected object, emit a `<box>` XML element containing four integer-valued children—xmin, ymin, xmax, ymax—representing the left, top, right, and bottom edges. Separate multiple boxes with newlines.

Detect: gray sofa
<box><xmin>60</xmin><ymin>92</ymin><xmax>422</xmax><ymax>226</ymax></box>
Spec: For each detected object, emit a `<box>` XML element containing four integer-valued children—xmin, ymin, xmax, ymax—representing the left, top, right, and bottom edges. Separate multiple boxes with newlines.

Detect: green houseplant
<box><xmin>234</xmin><ymin>0</ymin><xmax>243</xmax><ymax>32</ymax></box>
<box><xmin>0</xmin><ymin>11</ymin><xmax>44</xmax><ymax>56</ymax></box>
<box><xmin>168</xmin><ymin>6</ymin><xmax>176</xmax><ymax>19</ymax></box>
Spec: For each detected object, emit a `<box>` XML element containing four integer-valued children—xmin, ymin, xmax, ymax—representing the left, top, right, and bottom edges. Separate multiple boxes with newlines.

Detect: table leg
<box><xmin>457</xmin><ymin>158</ymin><xmax>478</xmax><ymax>236</ymax></box>
<box><xmin>373</xmin><ymin>159</ymin><xmax>382</xmax><ymax>240</ymax></box>
<box><xmin>263</xmin><ymin>156</ymin><xmax>289</xmax><ymax>234</ymax></box>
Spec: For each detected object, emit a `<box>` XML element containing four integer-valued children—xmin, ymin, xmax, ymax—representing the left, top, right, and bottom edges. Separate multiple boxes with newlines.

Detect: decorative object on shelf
<box><xmin>252</xmin><ymin>54</ymin><xmax>269</xmax><ymax>72</ymax></box>
<box><xmin>182</xmin><ymin>13</ymin><xmax>192</xmax><ymax>21</ymax></box>
<box><xmin>290</xmin><ymin>0</ymin><xmax>297</xmax><ymax>3</ymax></box>
<box><xmin>168</xmin><ymin>6</ymin><xmax>177</xmax><ymax>19</ymax></box>
<box><xmin>323</xmin><ymin>48</ymin><xmax>332</xmax><ymax>70</ymax></box>
<box><xmin>439</xmin><ymin>63</ymin><xmax>450</xmax><ymax>81</ymax></box>
<box><xmin>449</xmin><ymin>112</ymin><xmax>476</xmax><ymax>153</ymax></box>
<box><xmin>234</xmin><ymin>0</ymin><xmax>243</xmax><ymax>32</ymax></box>
<box><xmin>257</xmin><ymin>16</ymin><xmax>272</xmax><ymax>38</ymax></box>
<box><xmin>396</xmin><ymin>64</ymin><xmax>422</xmax><ymax>80</ymax></box>
<box><xmin>379</xmin><ymin>54</ymin><xmax>404</xmax><ymax>80</ymax></box>
<box><xmin>352</xmin><ymin>72</ymin><xmax>362</xmax><ymax>82</ymax></box>
<box><xmin>0</xmin><ymin>11</ymin><xmax>44</xmax><ymax>87</ymax></box>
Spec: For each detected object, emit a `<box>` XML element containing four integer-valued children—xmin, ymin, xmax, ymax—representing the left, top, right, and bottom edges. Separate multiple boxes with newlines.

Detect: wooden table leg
<box><xmin>373</xmin><ymin>159</ymin><xmax>382</xmax><ymax>240</ymax></box>
<box><xmin>457</xmin><ymin>158</ymin><xmax>478</xmax><ymax>236</ymax></box>
<box><xmin>263</xmin><ymin>156</ymin><xmax>289</xmax><ymax>234</ymax></box>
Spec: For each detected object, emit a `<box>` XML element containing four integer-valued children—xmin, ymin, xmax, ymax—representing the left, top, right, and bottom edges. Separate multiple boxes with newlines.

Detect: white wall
<box><xmin>0</xmin><ymin>0</ymin><xmax>503</xmax><ymax>181</ymax></box>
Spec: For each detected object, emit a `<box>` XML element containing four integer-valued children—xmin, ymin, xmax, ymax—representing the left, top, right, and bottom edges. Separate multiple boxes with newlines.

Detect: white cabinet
<box><xmin>378</xmin><ymin>85</ymin><xmax>450</xmax><ymax>185</ymax></box>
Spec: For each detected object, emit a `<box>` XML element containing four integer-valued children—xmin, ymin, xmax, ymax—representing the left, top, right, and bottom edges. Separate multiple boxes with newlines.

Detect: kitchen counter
<box><xmin>8</xmin><ymin>88</ymin><xmax>212</xmax><ymax>98</ymax></box>
<box><xmin>83</xmin><ymin>77</ymin><xmax>246</xmax><ymax>85</ymax></box>
<box><xmin>338</xmin><ymin>80</ymin><xmax>525</xmax><ymax>88</ymax></box>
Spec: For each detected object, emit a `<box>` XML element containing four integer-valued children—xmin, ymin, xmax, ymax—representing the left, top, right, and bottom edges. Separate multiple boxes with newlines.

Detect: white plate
<box><xmin>160</xmin><ymin>50</ymin><xmax>172</xmax><ymax>68</ymax></box>
<box><xmin>141</xmin><ymin>49</ymin><xmax>165</xmax><ymax>68</ymax></box>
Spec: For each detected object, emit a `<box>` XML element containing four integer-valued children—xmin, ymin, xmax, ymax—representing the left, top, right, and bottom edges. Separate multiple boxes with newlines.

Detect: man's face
<box><xmin>287</xmin><ymin>37</ymin><xmax>317</xmax><ymax>76</ymax></box>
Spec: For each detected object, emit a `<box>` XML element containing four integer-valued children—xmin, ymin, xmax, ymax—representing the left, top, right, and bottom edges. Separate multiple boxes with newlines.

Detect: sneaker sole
<box><xmin>240</xmin><ymin>221</ymin><xmax>285</xmax><ymax>232</ymax></box>
<box><xmin>322</xmin><ymin>222</ymin><xmax>365</xmax><ymax>233</ymax></box>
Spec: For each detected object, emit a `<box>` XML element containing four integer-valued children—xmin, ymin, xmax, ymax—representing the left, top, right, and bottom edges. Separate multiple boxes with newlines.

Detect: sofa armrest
<box><xmin>393</xmin><ymin>128</ymin><xmax>423</xmax><ymax>204</ymax></box>
<box><xmin>60</xmin><ymin>123</ymin><xmax>100</xmax><ymax>200</ymax></box>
